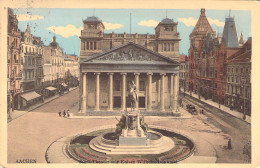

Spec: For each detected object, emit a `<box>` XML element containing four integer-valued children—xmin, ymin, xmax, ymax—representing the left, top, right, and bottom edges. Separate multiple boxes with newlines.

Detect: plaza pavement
<box><xmin>7</xmin><ymin>87</ymin><xmax>251</xmax><ymax>163</ymax></box>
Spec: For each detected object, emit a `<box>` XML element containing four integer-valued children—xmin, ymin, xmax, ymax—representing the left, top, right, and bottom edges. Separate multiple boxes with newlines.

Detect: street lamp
<box><xmin>241</xmin><ymin>78</ymin><xmax>246</xmax><ymax>120</ymax></box>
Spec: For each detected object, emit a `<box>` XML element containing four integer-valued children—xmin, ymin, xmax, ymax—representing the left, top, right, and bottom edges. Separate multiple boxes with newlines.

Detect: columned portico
<box><xmin>160</xmin><ymin>73</ymin><xmax>166</xmax><ymax>112</ymax></box>
<box><xmin>121</xmin><ymin>73</ymin><xmax>127</xmax><ymax>111</ymax></box>
<box><xmin>79</xmin><ymin>42</ymin><xmax>180</xmax><ymax>115</ymax></box>
<box><xmin>94</xmin><ymin>72</ymin><xmax>100</xmax><ymax>111</ymax></box>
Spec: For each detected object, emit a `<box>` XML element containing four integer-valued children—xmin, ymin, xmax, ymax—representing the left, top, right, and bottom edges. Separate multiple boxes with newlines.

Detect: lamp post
<box><xmin>241</xmin><ymin>78</ymin><xmax>246</xmax><ymax>120</ymax></box>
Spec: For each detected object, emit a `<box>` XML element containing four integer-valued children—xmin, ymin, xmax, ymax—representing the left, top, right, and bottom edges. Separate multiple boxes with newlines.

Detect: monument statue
<box><xmin>128</xmin><ymin>80</ymin><xmax>137</xmax><ymax>112</ymax></box>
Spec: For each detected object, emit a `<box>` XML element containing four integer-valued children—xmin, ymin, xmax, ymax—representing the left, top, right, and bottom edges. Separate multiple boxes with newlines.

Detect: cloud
<box><xmin>103</xmin><ymin>22</ymin><xmax>123</xmax><ymax>30</ymax></box>
<box><xmin>178</xmin><ymin>17</ymin><xmax>224</xmax><ymax>27</ymax></box>
<box><xmin>138</xmin><ymin>20</ymin><xmax>159</xmax><ymax>27</ymax></box>
<box><xmin>178</xmin><ymin>17</ymin><xmax>197</xmax><ymax>27</ymax></box>
<box><xmin>17</xmin><ymin>14</ymin><xmax>44</xmax><ymax>21</ymax></box>
<box><xmin>47</xmin><ymin>24</ymin><xmax>82</xmax><ymax>38</ymax></box>
<box><xmin>207</xmin><ymin>18</ymin><xmax>224</xmax><ymax>27</ymax></box>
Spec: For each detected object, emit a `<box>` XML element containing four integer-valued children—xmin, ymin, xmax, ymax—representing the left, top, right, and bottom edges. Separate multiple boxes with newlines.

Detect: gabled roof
<box><xmin>80</xmin><ymin>42</ymin><xmax>180</xmax><ymax>65</ymax></box>
<box><xmin>227</xmin><ymin>37</ymin><xmax>251</xmax><ymax>63</ymax></box>
<box><xmin>191</xmin><ymin>8</ymin><xmax>213</xmax><ymax>36</ymax></box>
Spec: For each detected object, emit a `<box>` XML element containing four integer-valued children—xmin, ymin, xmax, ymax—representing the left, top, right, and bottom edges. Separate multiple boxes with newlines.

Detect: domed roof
<box><xmin>161</xmin><ymin>18</ymin><xmax>174</xmax><ymax>23</ymax></box>
<box><xmin>84</xmin><ymin>16</ymin><xmax>99</xmax><ymax>22</ymax></box>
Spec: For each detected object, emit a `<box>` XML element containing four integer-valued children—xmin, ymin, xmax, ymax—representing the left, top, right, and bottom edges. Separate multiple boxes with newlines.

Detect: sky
<box><xmin>13</xmin><ymin>8</ymin><xmax>251</xmax><ymax>56</ymax></box>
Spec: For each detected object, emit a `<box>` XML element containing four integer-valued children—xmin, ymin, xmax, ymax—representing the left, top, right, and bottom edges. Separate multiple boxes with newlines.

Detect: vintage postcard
<box><xmin>0</xmin><ymin>0</ymin><xmax>260</xmax><ymax>168</ymax></box>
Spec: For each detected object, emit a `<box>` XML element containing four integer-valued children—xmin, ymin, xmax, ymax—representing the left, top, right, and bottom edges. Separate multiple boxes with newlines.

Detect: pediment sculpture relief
<box><xmin>96</xmin><ymin>46</ymin><xmax>165</xmax><ymax>62</ymax></box>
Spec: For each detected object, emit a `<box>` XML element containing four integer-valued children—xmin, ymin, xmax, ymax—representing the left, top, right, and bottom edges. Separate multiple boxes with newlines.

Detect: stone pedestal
<box><xmin>119</xmin><ymin>109</ymin><xmax>147</xmax><ymax>146</ymax></box>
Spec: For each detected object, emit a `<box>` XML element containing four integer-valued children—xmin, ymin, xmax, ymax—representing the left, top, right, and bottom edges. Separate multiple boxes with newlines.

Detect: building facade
<box><xmin>20</xmin><ymin>25</ymin><xmax>44</xmax><ymax>92</ymax></box>
<box><xmin>43</xmin><ymin>36</ymin><xmax>64</xmax><ymax>85</ymax></box>
<box><xmin>7</xmin><ymin>8</ymin><xmax>22</xmax><ymax>111</ymax></box>
<box><xmin>188</xmin><ymin>8</ymin><xmax>215</xmax><ymax>96</ymax></box>
<box><xmin>225</xmin><ymin>38</ymin><xmax>251</xmax><ymax>116</ymax></box>
<box><xmin>79</xmin><ymin>16</ymin><xmax>181</xmax><ymax>114</ymax></box>
<box><xmin>213</xmin><ymin>15</ymin><xmax>240</xmax><ymax>104</ymax></box>
<box><xmin>79</xmin><ymin>42</ymin><xmax>180</xmax><ymax>113</ymax></box>
<box><xmin>79</xmin><ymin>16</ymin><xmax>180</xmax><ymax>61</ymax></box>
<box><xmin>179</xmin><ymin>55</ymin><xmax>189</xmax><ymax>92</ymax></box>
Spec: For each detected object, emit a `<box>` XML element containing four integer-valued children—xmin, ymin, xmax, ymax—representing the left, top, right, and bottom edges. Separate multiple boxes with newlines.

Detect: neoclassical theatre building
<box><xmin>79</xmin><ymin>16</ymin><xmax>181</xmax><ymax>114</ymax></box>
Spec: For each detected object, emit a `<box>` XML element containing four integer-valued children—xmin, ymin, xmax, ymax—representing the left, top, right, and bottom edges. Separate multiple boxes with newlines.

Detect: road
<box><xmin>181</xmin><ymin>94</ymin><xmax>251</xmax><ymax>163</ymax></box>
<box><xmin>7</xmin><ymin>88</ymin><xmax>251</xmax><ymax>163</ymax></box>
<box><xmin>32</xmin><ymin>88</ymin><xmax>79</xmax><ymax>113</ymax></box>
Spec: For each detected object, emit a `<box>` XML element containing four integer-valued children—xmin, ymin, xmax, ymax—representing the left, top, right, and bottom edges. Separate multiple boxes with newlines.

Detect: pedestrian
<box><xmin>67</xmin><ymin>110</ymin><xmax>70</xmax><ymax>117</ymax></box>
<box><xmin>58</xmin><ymin>111</ymin><xmax>61</xmax><ymax>117</ymax></box>
<box><xmin>201</xmin><ymin>109</ymin><xmax>204</xmax><ymax>114</ymax></box>
<box><xmin>227</xmin><ymin>139</ymin><xmax>232</xmax><ymax>150</ymax></box>
<box><xmin>63</xmin><ymin>110</ymin><xmax>66</xmax><ymax>117</ymax></box>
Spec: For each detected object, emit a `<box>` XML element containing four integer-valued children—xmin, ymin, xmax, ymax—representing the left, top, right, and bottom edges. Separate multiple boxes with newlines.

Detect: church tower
<box><xmin>80</xmin><ymin>16</ymin><xmax>105</xmax><ymax>58</ymax></box>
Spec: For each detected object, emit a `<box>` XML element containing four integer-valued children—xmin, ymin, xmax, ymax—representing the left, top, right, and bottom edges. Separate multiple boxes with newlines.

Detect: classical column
<box><xmin>94</xmin><ymin>72</ymin><xmax>100</xmax><ymax>111</ymax></box>
<box><xmin>170</xmin><ymin>74</ymin><xmax>174</xmax><ymax>110</ymax></box>
<box><xmin>147</xmin><ymin>72</ymin><xmax>153</xmax><ymax>111</ymax></box>
<box><xmin>173</xmin><ymin>74</ymin><xmax>178</xmax><ymax>112</ymax></box>
<box><xmin>160</xmin><ymin>73</ymin><xmax>166</xmax><ymax>111</ymax></box>
<box><xmin>121</xmin><ymin>73</ymin><xmax>127</xmax><ymax>111</ymax></box>
<box><xmin>134</xmin><ymin>73</ymin><xmax>140</xmax><ymax>110</ymax></box>
<box><xmin>108</xmin><ymin>73</ymin><xmax>114</xmax><ymax>111</ymax></box>
<box><xmin>82</xmin><ymin>73</ymin><xmax>87</xmax><ymax>112</ymax></box>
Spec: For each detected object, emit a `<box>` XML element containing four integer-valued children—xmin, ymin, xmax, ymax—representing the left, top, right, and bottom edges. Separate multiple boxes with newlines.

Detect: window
<box><xmin>90</xmin><ymin>42</ymin><xmax>93</xmax><ymax>50</ymax></box>
<box><xmin>86</xmin><ymin>41</ymin><xmax>89</xmax><ymax>50</ymax></box>
<box><xmin>139</xmin><ymin>81</ymin><xmax>145</xmax><ymax>91</ymax></box>
<box><xmin>171</xmin><ymin>43</ymin><xmax>174</xmax><ymax>51</ymax></box>
<box><xmin>115</xmin><ymin>80</ymin><xmax>120</xmax><ymax>91</ymax></box>
<box><xmin>94</xmin><ymin>42</ymin><xmax>97</xmax><ymax>50</ymax></box>
<box><xmin>164</xmin><ymin>43</ymin><xmax>167</xmax><ymax>51</ymax></box>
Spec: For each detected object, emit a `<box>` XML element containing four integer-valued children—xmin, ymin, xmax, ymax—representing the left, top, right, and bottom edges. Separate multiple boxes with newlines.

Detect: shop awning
<box><xmin>20</xmin><ymin>91</ymin><xmax>41</xmax><ymax>101</ymax></box>
<box><xmin>46</xmin><ymin>86</ymin><xmax>57</xmax><ymax>91</ymax></box>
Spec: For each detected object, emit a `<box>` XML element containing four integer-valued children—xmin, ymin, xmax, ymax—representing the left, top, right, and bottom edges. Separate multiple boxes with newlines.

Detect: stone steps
<box><xmin>89</xmin><ymin>134</ymin><xmax>175</xmax><ymax>154</ymax></box>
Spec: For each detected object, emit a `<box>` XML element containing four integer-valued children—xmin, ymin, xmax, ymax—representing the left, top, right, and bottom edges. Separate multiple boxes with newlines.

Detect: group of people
<box><xmin>59</xmin><ymin>110</ymin><xmax>70</xmax><ymax>118</ymax></box>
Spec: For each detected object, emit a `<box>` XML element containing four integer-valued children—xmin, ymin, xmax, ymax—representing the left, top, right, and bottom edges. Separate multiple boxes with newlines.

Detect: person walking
<box><xmin>67</xmin><ymin>110</ymin><xmax>70</xmax><ymax>117</ymax></box>
<box><xmin>227</xmin><ymin>139</ymin><xmax>232</xmax><ymax>150</ymax></box>
<box><xmin>58</xmin><ymin>111</ymin><xmax>61</xmax><ymax>117</ymax></box>
<box><xmin>63</xmin><ymin>110</ymin><xmax>66</xmax><ymax>117</ymax></box>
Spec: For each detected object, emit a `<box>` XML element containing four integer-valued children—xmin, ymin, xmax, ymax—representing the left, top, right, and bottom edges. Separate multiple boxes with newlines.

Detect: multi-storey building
<box><xmin>196</xmin><ymin>33</ymin><xmax>217</xmax><ymax>100</ymax></box>
<box><xmin>79</xmin><ymin>16</ymin><xmax>180</xmax><ymax>114</ymax></box>
<box><xmin>188</xmin><ymin>8</ymin><xmax>215</xmax><ymax>96</ymax></box>
<box><xmin>225</xmin><ymin>38</ymin><xmax>251</xmax><ymax>116</ymax></box>
<box><xmin>179</xmin><ymin>55</ymin><xmax>189</xmax><ymax>92</ymax></box>
<box><xmin>20</xmin><ymin>25</ymin><xmax>44</xmax><ymax>92</ymax></box>
<box><xmin>213</xmin><ymin>15</ymin><xmax>240</xmax><ymax>104</ymax></box>
<box><xmin>79</xmin><ymin>16</ymin><xmax>180</xmax><ymax>61</ymax></box>
<box><xmin>7</xmin><ymin>8</ymin><xmax>22</xmax><ymax>111</ymax></box>
<box><xmin>43</xmin><ymin>36</ymin><xmax>64</xmax><ymax>85</ymax></box>
<box><xmin>64</xmin><ymin>55</ymin><xmax>79</xmax><ymax>78</ymax></box>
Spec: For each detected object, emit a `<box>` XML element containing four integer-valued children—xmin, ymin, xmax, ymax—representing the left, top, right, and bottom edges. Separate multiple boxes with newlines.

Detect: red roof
<box><xmin>227</xmin><ymin>38</ymin><xmax>251</xmax><ymax>63</ymax></box>
<box><xmin>179</xmin><ymin>55</ymin><xmax>187</xmax><ymax>62</ymax></box>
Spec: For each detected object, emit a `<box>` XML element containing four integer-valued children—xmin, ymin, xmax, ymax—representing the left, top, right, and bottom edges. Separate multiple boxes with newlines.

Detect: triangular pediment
<box><xmin>81</xmin><ymin>42</ymin><xmax>179</xmax><ymax>65</ymax></box>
